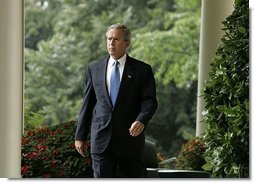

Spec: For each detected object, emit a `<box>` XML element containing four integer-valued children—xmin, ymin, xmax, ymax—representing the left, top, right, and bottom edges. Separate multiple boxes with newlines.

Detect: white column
<box><xmin>196</xmin><ymin>0</ymin><xmax>234</xmax><ymax>136</ymax></box>
<box><xmin>0</xmin><ymin>0</ymin><xmax>23</xmax><ymax>178</ymax></box>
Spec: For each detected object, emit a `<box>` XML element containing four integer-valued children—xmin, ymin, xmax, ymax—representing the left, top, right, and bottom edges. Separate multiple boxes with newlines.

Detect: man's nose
<box><xmin>110</xmin><ymin>40</ymin><xmax>115</xmax><ymax>45</ymax></box>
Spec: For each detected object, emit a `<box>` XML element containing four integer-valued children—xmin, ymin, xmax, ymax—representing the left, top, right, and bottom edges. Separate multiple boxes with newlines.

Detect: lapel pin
<box><xmin>128</xmin><ymin>75</ymin><xmax>132</xmax><ymax>78</ymax></box>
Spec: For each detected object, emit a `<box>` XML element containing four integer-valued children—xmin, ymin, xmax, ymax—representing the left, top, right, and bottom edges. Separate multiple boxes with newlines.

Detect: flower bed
<box><xmin>21</xmin><ymin>120</ymin><xmax>93</xmax><ymax>178</ymax></box>
<box><xmin>174</xmin><ymin>137</ymin><xmax>206</xmax><ymax>171</ymax></box>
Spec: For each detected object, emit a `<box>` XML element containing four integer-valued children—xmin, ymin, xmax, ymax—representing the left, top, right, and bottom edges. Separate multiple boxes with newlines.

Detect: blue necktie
<box><xmin>110</xmin><ymin>61</ymin><xmax>120</xmax><ymax>106</ymax></box>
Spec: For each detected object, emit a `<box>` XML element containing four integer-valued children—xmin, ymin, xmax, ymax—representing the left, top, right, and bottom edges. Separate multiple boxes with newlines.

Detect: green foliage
<box><xmin>24</xmin><ymin>104</ymin><xmax>45</xmax><ymax>130</ymax></box>
<box><xmin>21</xmin><ymin>121</ymin><xmax>93</xmax><ymax>178</ymax></box>
<box><xmin>25</xmin><ymin>34</ymin><xmax>86</xmax><ymax>125</ymax></box>
<box><xmin>174</xmin><ymin>137</ymin><xmax>206</xmax><ymax>171</ymax></box>
<box><xmin>202</xmin><ymin>0</ymin><xmax>249</xmax><ymax>178</ymax></box>
<box><xmin>24</xmin><ymin>0</ymin><xmax>62</xmax><ymax>49</ymax></box>
<box><xmin>130</xmin><ymin>0</ymin><xmax>200</xmax><ymax>88</ymax></box>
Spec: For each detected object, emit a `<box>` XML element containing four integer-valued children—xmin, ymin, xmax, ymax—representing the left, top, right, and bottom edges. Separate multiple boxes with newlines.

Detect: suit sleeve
<box><xmin>136</xmin><ymin>65</ymin><xmax>158</xmax><ymax>126</ymax></box>
<box><xmin>75</xmin><ymin>65</ymin><xmax>96</xmax><ymax>141</ymax></box>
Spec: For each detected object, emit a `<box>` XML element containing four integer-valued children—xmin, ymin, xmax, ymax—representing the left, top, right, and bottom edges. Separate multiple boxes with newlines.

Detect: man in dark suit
<box><xmin>75</xmin><ymin>23</ymin><xmax>158</xmax><ymax>178</ymax></box>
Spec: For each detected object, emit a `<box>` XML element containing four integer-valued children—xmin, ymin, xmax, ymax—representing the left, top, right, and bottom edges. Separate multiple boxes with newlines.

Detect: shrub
<box><xmin>202</xmin><ymin>0</ymin><xmax>249</xmax><ymax>178</ymax></box>
<box><xmin>24</xmin><ymin>105</ymin><xmax>45</xmax><ymax>131</ymax></box>
<box><xmin>174</xmin><ymin>137</ymin><xmax>206</xmax><ymax>171</ymax></box>
<box><xmin>21</xmin><ymin>120</ymin><xmax>93</xmax><ymax>178</ymax></box>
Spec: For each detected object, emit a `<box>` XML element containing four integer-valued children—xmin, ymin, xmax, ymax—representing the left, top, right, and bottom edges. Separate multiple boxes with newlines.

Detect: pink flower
<box><xmin>50</xmin><ymin>160</ymin><xmax>57</xmax><ymax>167</ymax></box>
<box><xmin>56</xmin><ymin>129</ymin><xmax>62</xmax><ymax>134</ymax></box>
<box><xmin>48</xmin><ymin>130</ymin><xmax>55</xmax><ymax>136</ymax></box>
<box><xmin>27</xmin><ymin>130</ymin><xmax>33</xmax><ymax>136</ymax></box>
<box><xmin>21</xmin><ymin>165</ymin><xmax>29</xmax><ymax>174</ymax></box>
<box><xmin>40</xmin><ymin>146</ymin><xmax>46</xmax><ymax>151</ymax></box>
<box><xmin>38</xmin><ymin>138</ymin><xmax>46</xmax><ymax>143</ymax></box>
<box><xmin>28</xmin><ymin>151</ymin><xmax>38</xmax><ymax>159</ymax></box>
<box><xmin>21</xmin><ymin>137</ymin><xmax>28</xmax><ymax>145</ymax></box>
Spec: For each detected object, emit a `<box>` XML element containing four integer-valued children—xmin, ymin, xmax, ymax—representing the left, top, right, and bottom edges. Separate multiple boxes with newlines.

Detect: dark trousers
<box><xmin>91</xmin><ymin>145</ymin><xmax>147</xmax><ymax>178</ymax></box>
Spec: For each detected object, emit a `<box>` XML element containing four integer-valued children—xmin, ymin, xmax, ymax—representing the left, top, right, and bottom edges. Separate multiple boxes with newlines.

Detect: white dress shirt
<box><xmin>106</xmin><ymin>54</ymin><xmax>127</xmax><ymax>95</ymax></box>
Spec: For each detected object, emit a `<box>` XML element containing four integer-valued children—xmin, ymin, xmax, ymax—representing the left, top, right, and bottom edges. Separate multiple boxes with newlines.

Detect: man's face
<box><xmin>106</xmin><ymin>28</ymin><xmax>130</xmax><ymax>60</ymax></box>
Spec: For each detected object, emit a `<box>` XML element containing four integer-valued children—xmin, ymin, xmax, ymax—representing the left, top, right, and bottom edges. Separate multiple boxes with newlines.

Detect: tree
<box><xmin>25</xmin><ymin>0</ymin><xmax>62</xmax><ymax>49</ymax></box>
<box><xmin>130</xmin><ymin>0</ymin><xmax>201</xmax><ymax>88</ymax></box>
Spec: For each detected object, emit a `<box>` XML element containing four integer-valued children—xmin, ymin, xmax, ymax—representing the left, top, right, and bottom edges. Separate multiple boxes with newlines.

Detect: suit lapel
<box><xmin>114</xmin><ymin>56</ymin><xmax>133</xmax><ymax>108</ymax></box>
<box><xmin>97</xmin><ymin>57</ymin><xmax>112</xmax><ymax>108</ymax></box>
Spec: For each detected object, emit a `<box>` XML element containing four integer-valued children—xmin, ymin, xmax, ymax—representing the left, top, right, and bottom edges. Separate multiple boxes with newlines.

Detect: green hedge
<box><xmin>202</xmin><ymin>0</ymin><xmax>249</xmax><ymax>178</ymax></box>
<box><xmin>21</xmin><ymin>121</ymin><xmax>93</xmax><ymax>178</ymax></box>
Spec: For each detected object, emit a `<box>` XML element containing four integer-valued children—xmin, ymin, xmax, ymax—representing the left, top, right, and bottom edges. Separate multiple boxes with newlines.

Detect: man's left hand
<box><xmin>129</xmin><ymin>121</ymin><xmax>144</xmax><ymax>137</ymax></box>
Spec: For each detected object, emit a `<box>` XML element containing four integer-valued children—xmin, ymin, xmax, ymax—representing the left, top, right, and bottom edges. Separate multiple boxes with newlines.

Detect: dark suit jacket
<box><xmin>75</xmin><ymin>55</ymin><xmax>158</xmax><ymax>157</ymax></box>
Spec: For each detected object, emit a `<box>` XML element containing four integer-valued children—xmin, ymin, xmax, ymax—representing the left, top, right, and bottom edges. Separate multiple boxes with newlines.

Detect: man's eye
<box><xmin>107</xmin><ymin>38</ymin><xmax>120</xmax><ymax>41</ymax></box>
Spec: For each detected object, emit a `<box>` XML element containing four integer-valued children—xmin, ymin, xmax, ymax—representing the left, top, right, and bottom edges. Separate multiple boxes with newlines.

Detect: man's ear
<box><xmin>126</xmin><ymin>40</ymin><xmax>131</xmax><ymax>48</ymax></box>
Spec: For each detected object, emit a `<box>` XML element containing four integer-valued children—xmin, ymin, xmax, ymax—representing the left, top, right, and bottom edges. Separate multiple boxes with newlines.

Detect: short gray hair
<box><xmin>106</xmin><ymin>23</ymin><xmax>131</xmax><ymax>42</ymax></box>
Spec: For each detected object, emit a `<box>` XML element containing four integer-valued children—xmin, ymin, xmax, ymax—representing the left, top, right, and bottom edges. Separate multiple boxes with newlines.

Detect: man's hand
<box><xmin>75</xmin><ymin>140</ymin><xmax>86</xmax><ymax>157</ymax></box>
<box><xmin>129</xmin><ymin>121</ymin><xmax>145</xmax><ymax>137</ymax></box>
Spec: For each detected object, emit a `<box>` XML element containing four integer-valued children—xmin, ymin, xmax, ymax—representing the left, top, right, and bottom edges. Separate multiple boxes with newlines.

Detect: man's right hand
<box><xmin>75</xmin><ymin>140</ymin><xmax>86</xmax><ymax>157</ymax></box>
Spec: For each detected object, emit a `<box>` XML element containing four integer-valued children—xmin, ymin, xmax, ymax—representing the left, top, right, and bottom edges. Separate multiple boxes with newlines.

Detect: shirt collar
<box><xmin>109</xmin><ymin>54</ymin><xmax>127</xmax><ymax>67</ymax></box>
